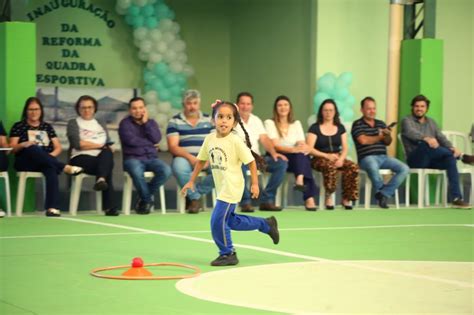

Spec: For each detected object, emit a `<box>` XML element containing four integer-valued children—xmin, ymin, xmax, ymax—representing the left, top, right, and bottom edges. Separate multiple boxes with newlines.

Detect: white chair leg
<box><xmin>425</xmin><ymin>174</ymin><xmax>431</xmax><ymax>207</ymax></box>
<box><xmin>16</xmin><ymin>173</ymin><xmax>28</xmax><ymax>216</ymax></box>
<box><xmin>159</xmin><ymin>185</ymin><xmax>166</xmax><ymax>214</ymax></box>
<box><xmin>395</xmin><ymin>188</ymin><xmax>400</xmax><ymax>209</ymax></box>
<box><xmin>364</xmin><ymin>175</ymin><xmax>371</xmax><ymax>210</ymax></box>
<box><xmin>417</xmin><ymin>172</ymin><xmax>424</xmax><ymax>208</ymax></box>
<box><xmin>435</xmin><ymin>175</ymin><xmax>441</xmax><ymax>206</ymax></box>
<box><xmin>96</xmin><ymin>192</ymin><xmax>102</xmax><ymax>214</ymax></box>
<box><xmin>318</xmin><ymin>175</ymin><xmax>325</xmax><ymax>207</ymax></box>
<box><xmin>2</xmin><ymin>174</ymin><xmax>12</xmax><ymax>217</ymax></box>
<box><xmin>177</xmin><ymin>185</ymin><xmax>185</xmax><ymax>214</ymax></box>
<box><xmin>442</xmin><ymin>173</ymin><xmax>448</xmax><ymax>207</ymax></box>
<box><xmin>69</xmin><ymin>175</ymin><xmax>83</xmax><ymax>216</ymax></box>
<box><xmin>470</xmin><ymin>172</ymin><xmax>474</xmax><ymax>205</ymax></box>
<box><xmin>405</xmin><ymin>174</ymin><xmax>411</xmax><ymax>207</ymax></box>
<box><xmin>281</xmin><ymin>174</ymin><xmax>289</xmax><ymax>208</ymax></box>
<box><xmin>122</xmin><ymin>174</ymin><xmax>133</xmax><ymax>215</ymax></box>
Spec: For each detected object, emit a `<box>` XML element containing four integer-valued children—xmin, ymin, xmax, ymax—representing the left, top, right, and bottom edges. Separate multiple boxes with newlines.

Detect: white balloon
<box><xmin>146</xmin><ymin>62</ymin><xmax>155</xmax><ymax>70</ymax></box>
<box><xmin>162</xmin><ymin>32</ymin><xmax>176</xmax><ymax>44</ymax></box>
<box><xmin>172</xmin><ymin>39</ymin><xmax>186</xmax><ymax>52</ymax></box>
<box><xmin>133</xmin><ymin>27</ymin><xmax>148</xmax><ymax>41</ymax></box>
<box><xmin>133</xmin><ymin>38</ymin><xmax>142</xmax><ymax>48</ymax></box>
<box><xmin>155</xmin><ymin>41</ymin><xmax>168</xmax><ymax>54</ymax></box>
<box><xmin>157</xmin><ymin>101</ymin><xmax>172</xmax><ymax>114</ymax></box>
<box><xmin>118</xmin><ymin>0</ymin><xmax>132</xmax><ymax>9</ymax></box>
<box><xmin>155</xmin><ymin>113</ymin><xmax>169</xmax><ymax>126</ymax></box>
<box><xmin>158</xmin><ymin>140</ymin><xmax>168</xmax><ymax>152</ymax></box>
<box><xmin>183</xmin><ymin>65</ymin><xmax>194</xmax><ymax>76</ymax></box>
<box><xmin>149</xmin><ymin>52</ymin><xmax>163</xmax><ymax>63</ymax></box>
<box><xmin>159</xmin><ymin>19</ymin><xmax>174</xmax><ymax>31</ymax></box>
<box><xmin>133</xmin><ymin>0</ymin><xmax>148</xmax><ymax>7</ymax></box>
<box><xmin>170</xmin><ymin>61</ymin><xmax>184</xmax><ymax>73</ymax></box>
<box><xmin>147</xmin><ymin>105</ymin><xmax>158</xmax><ymax>117</ymax></box>
<box><xmin>163</xmin><ymin>50</ymin><xmax>177</xmax><ymax>62</ymax></box>
<box><xmin>307</xmin><ymin>114</ymin><xmax>317</xmax><ymax>128</ymax></box>
<box><xmin>140</xmin><ymin>40</ymin><xmax>153</xmax><ymax>53</ymax></box>
<box><xmin>144</xmin><ymin>90</ymin><xmax>158</xmax><ymax>104</ymax></box>
<box><xmin>170</xmin><ymin>22</ymin><xmax>180</xmax><ymax>34</ymax></box>
<box><xmin>169</xmin><ymin>108</ymin><xmax>181</xmax><ymax>116</ymax></box>
<box><xmin>176</xmin><ymin>52</ymin><xmax>188</xmax><ymax>64</ymax></box>
<box><xmin>138</xmin><ymin>51</ymin><xmax>149</xmax><ymax>61</ymax></box>
<box><xmin>149</xmin><ymin>29</ymin><xmax>163</xmax><ymax>42</ymax></box>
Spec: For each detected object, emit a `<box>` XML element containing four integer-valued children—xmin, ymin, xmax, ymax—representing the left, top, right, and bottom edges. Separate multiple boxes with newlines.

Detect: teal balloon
<box><xmin>151</xmin><ymin>79</ymin><xmax>165</xmax><ymax>92</ymax></box>
<box><xmin>345</xmin><ymin>95</ymin><xmax>356</xmax><ymax>106</ymax></box>
<box><xmin>171</xmin><ymin>96</ymin><xmax>182</xmax><ymax>108</ymax></box>
<box><xmin>144</xmin><ymin>71</ymin><xmax>156</xmax><ymax>84</ymax></box>
<box><xmin>153</xmin><ymin>62</ymin><xmax>168</xmax><ymax>76</ymax></box>
<box><xmin>341</xmin><ymin>109</ymin><xmax>354</xmax><ymax>122</ymax></box>
<box><xmin>170</xmin><ymin>85</ymin><xmax>183</xmax><ymax>97</ymax></box>
<box><xmin>313</xmin><ymin>92</ymin><xmax>330</xmax><ymax>109</ymax></box>
<box><xmin>337</xmin><ymin>72</ymin><xmax>353</xmax><ymax>89</ymax></box>
<box><xmin>132</xmin><ymin>15</ymin><xmax>144</xmax><ymax>28</ymax></box>
<box><xmin>317</xmin><ymin>73</ymin><xmax>337</xmax><ymax>94</ymax></box>
<box><xmin>141</xmin><ymin>4</ymin><xmax>155</xmax><ymax>17</ymax></box>
<box><xmin>125</xmin><ymin>14</ymin><xmax>135</xmax><ymax>26</ymax></box>
<box><xmin>145</xmin><ymin>17</ymin><xmax>158</xmax><ymax>28</ymax></box>
<box><xmin>158</xmin><ymin>89</ymin><xmax>172</xmax><ymax>101</ymax></box>
<box><xmin>335</xmin><ymin>88</ymin><xmax>349</xmax><ymax>101</ymax></box>
<box><xmin>128</xmin><ymin>5</ymin><xmax>140</xmax><ymax>16</ymax></box>
<box><xmin>163</xmin><ymin>73</ymin><xmax>177</xmax><ymax>87</ymax></box>
<box><xmin>175</xmin><ymin>74</ymin><xmax>187</xmax><ymax>87</ymax></box>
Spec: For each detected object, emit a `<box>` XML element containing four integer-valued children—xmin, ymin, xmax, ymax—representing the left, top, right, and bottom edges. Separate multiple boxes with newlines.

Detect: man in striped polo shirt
<box><xmin>351</xmin><ymin>97</ymin><xmax>409</xmax><ymax>208</ymax></box>
<box><xmin>166</xmin><ymin>90</ymin><xmax>214</xmax><ymax>213</ymax></box>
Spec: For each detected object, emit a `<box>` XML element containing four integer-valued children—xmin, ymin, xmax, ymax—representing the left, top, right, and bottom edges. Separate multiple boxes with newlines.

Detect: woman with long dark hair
<box><xmin>9</xmin><ymin>97</ymin><xmax>82</xmax><ymax>216</ymax></box>
<box><xmin>307</xmin><ymin>99</ymin><xmax>359</xmax><ymax>210</ymax></box>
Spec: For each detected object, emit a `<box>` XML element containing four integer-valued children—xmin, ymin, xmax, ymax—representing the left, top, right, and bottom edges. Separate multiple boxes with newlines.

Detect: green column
<box><xmin>398</xmin><ymin>38</ymin><xmax>444</xmax><ymax>204</ymax></box>
<box><xmin>0</xmin><ymin>22</ymin><xmax>37</xmax><ymax>212</ymax></box>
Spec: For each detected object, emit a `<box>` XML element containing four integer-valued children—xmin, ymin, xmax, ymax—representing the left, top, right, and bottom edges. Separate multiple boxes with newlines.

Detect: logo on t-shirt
<box><xmin>209</xmin><ymin>147</ymin><xmax>228</xmax><ymax>171</ymax></box>
<box><xmin>28</xmin><ymin>130</ymin><xmax>50</xmax><ymax>146</ymax></box>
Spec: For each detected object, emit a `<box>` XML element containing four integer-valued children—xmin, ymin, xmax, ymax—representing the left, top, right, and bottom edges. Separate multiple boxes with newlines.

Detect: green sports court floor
<box><xmin>1</xmin><ymin>207</ymin><xmax>473</xmax><ymax>314</ymax></box>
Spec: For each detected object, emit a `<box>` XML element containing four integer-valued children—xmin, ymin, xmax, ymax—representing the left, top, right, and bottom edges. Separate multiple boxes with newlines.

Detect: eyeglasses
<box><xmin>27</xmin><ymin>108</ymin><xmax>41</xmax><ymax>112</ymax></box>
<box><xmin>79</xmin><ymin>106</ymin><xmax>94</xmax><ymax>110</ymax></box>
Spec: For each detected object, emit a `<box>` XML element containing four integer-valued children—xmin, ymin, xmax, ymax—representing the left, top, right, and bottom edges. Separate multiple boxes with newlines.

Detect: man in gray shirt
<box><xmin>401</xmin><ymin>94</ymin><xmax>473</xmax><ymax>208</ymax></box>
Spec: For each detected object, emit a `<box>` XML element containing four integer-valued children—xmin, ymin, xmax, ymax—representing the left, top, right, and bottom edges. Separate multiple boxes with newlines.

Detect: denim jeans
<box><xmin>241</xmin><ymin>155</ymin><xmax>288</xmax><ymax>205</ymax></box>
<box><xmin>172</xmin><ymin>156</ymin><xmax>214</xmax><ymax>200</ymax></box>
<box><xmin>359</xmin><ymin>155</ymin><xmax>409</xmax><ymax>198</ymax></box>
<box><xmin>123</xmin><ymin>158</ymin><xmax>172</xmax><ymax>203</ymax></box>
<box><xmin>406</xmin><ymin>142</ymin><xmax>462</xmax><ymax>199</ymax></box>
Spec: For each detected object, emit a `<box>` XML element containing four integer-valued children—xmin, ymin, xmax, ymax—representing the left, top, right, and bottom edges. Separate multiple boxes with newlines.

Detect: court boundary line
<box><xmin>1</xmin><ymin>223</ymin><xmax>471</xmax><ymax>239</ymax></box>
<box><xmin>55</xmin><ymin>217</ymin><xmax>473</xmax><ymax>288</ymax></box>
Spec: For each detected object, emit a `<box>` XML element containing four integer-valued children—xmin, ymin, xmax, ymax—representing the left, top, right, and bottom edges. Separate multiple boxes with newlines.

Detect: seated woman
<box><xmin>264</xmin><ymin>95</ymin><xmax>317</xmax><ymax>210</ymax></box>
<box><xmin>9</xmin><ymin>97</ymin><xmax>82</xmax><ymax>217</ymax></box>
<box><xmin>307</xmin><ymin>99</ymin><xmax>359</xmax><ymax>210</ymax></box>
<box><xmin>0</xmin><ymin>120</ymin><xmax>8</xmax><ymax>172</ymax></box>
<box><xmin>67</xmin><ymin>95</ymin><xmax>119</xmax><ymax>216</ymax></box>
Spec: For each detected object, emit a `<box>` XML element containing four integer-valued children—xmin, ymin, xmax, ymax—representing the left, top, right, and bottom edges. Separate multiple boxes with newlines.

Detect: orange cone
<box><xmin>121</xmin><ymin>257</ymin><xmax>153</xmax><ymax>277</ymax></box>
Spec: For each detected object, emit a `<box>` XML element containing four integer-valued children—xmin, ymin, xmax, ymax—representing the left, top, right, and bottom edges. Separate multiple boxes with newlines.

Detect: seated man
<box><xmin>166</xmin><ymin>89</ymin><xmax>214</xmax><ymax>213</ymax></box>
<box><xmin>401</xmin><ymin>94</ymin><xmax>474</xmax><ymax>208</ymax></box>
<box><xmin>119</xmin><ymin>97</ymin><xmax>172</xmax><ymax>214</ymax></box>
<box><xmin>234</xmin><ymin>92</ymin><xmax>288</xmax><ymax>212</ymax></box>
<box><xmin>352</xmin><ymin>97</ymin><xmax>409</xmax><ymax>208</ymax></box>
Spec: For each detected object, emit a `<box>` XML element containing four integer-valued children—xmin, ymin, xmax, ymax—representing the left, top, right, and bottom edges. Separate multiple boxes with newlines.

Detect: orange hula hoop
<box><xmin>90</xmin><ymin>262</ymin><xmax>201</xmax><ymax>280</ymax></box>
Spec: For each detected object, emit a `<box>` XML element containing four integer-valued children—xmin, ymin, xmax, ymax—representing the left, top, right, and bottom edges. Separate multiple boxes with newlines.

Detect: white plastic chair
<box><xmin>442</xmin><ymin>131</ymin><xmax>474</xmax><ymax>203</ymax></box>
<box><xmin>359</xmin><ymin>169</ymin><xmax>400</xmax><ymax>209</ymax></box>
<box><xmin>122</xmin><ymin>172</ymin><xmax>166</xmax><ymax>215</ymax></box>
<box><xmin>69</xmin><ymin>173</ymin><xmax>103</xmax><ymax>216</ymax></box>
<box><xmin>0</xmin><ymin>171</ymin><xmax>12</xmax><ymax>216</ymax></box>
<box><xmin>398</xmin><ymin>134</ymin><xmax>447</xmax><ymax>208</ymax></box>
<box><xmin>15</xmin><ymin>172</ymin><xmax>46</xmax><ymax>216</ymax></box>
<box><xmin>176</xmin><ymin>171</ymin><xmax>216</xmax><ymax>213</ymax></box>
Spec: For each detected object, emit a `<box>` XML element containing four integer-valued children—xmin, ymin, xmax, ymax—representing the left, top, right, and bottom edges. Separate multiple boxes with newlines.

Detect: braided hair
<box><xmin>211</xmin><ymin>101</ymin><xmax>267</xmax><ymax>171</ymax></box>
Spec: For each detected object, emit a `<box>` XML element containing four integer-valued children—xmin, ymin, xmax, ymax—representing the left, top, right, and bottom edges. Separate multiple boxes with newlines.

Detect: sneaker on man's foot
<box><xmin>210</xmin><ymin>252</ymin><xmax>239</xmax><ymax>266</ymax></box>
<box><xmin>240</xmin><ymin>204</ymin><xmax>255</xmax><ymax>213</ymax></box>
<box><xmin>104</xmin><ymin>207</ymin><xmax>120</xmax><ymax>216</ymax></box>
<box><xmin>259</xmin><ymin>203</ymin><xmax>282</xmax><ymax>211</ymax></box>
<box><xmin>187</xmin><ymin>199</ymin><xmax>201</xmax><ymax>214</ymax></box>
<box><xmin>375</xmin><ymin>192</ymin><xmax>389</xmax><ymax>209</ymax></box>
<box><xmin>93</xmin><ymin>180</ymin><xmax>108</xmax><ymax>191</ymax></box>
<box><xmin>461</xmin><ymin>154</ymin><xmax>474</xmax><ymax>165</ymax></box>
<box><xmin>265</xmin><ymin>216</ymin><xmax>280</xmax><ymax>244</ymax></box>
<box><xmin>452</xmin><ymin>198</ymin><xmax>471</xmax><ymax>209</ymax></box>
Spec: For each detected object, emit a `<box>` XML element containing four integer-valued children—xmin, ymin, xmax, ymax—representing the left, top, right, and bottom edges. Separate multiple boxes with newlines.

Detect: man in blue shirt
<box><xmin>352</xmin><ymin>97</ymin><xmax>409</xmax><ymax>208</ymax></box>
<box><xmin>166</xmin><ymin>90</ymin><xmax>214</xmax><ymax>213</ymax></box>
<box><xmin>119</xmin><ymin>97</ymin><xmax>172</xmax><ymax>214</ymax></box>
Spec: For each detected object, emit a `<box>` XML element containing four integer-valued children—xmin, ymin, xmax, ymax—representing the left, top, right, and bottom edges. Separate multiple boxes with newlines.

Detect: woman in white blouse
<box><xmin>264</xmin><ymin>95</ymin><xmax>317</xmax><ymax>210</ymax></box>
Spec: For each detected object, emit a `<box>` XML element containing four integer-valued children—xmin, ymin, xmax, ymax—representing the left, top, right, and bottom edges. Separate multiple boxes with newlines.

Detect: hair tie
<box><xmin>211</xmin><ymin>99</ymin><xmax>222</xmax><ymax>109</ymax></box>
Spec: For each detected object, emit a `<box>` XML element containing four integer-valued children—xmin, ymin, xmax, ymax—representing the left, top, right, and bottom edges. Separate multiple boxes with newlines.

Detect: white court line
<box><xmin>0</xmin><ymin>232</ymin><xmax>146</xmax><ymax>240</ymax></box>
<box><xmin>56</xmin><ymin>217</ymin><xmax>474</xmax><ymax>288</ymax></box>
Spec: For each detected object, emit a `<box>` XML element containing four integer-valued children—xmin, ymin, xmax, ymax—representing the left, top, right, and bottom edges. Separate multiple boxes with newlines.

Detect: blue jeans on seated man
<box><xmin>124</xmin><ymin>158</ymin><xmax>172</xmax><ymax>203</ymax></box>
<box><xmin>241</xmin><ymin>156</ymin><xmax>288</xmax><ymax>206</ymax></box>
<box><xmin>359</xmin><ymin>155</ymin><xmax>409</xmax><ymax>198</ymax></box>
<box><xmin>172</xmin><ymin>156</ymin><xmax>214</xmax><ymax>201</ymax></box>
<box><xmin>406</xmin><ymin>142</ymin><xmax>462</xmax><ymax>200</ymax></box>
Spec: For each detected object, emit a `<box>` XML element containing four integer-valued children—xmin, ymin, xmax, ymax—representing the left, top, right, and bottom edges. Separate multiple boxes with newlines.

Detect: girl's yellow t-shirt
<box><xmin>197</xmin><ymin>132</ymin><xmax>254</xmax><ymax>204</ymax></box>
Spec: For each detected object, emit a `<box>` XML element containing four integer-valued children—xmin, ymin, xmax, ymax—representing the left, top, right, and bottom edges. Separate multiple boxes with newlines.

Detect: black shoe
<box><xmin>93</xmin><ymin>180</ymin><xmax>108</xmax><ymax>191</ymax></box>
<box><xmin>210</xmin><ymin>252</ymin><xmax>239</xmax><ymax>266</ymax></box>
<box><xmin>452</xmin><ymin>198</ymin><xmax>471</xmax><ymax>209</ymax></box>
<box><xmin>293</xmin><ymin>184</ymin><xmax>306</xmax><ymax>192</ymax></box>
<box><xmin>104</xmin><ymin>207</ymin><xmax>120</xmax><ymax>216</ymax></box>
<box><xmin>137</xmin><ymin>202</ymin><xmax>152</xmax><ymax>215</ymax></box>
<box><xmin>265</xmin><ymin>216</ymin><xmax>280</xmax><ymax>244</ymax></box>
<box><xmin>187</xmin><ymin>200</ymin><xmax>201</xmax><ymax>214</ymax></box>
<box><xmin>325</xmin><ymin>205</ymin><xmax>335</xmax><ymax>210</ymax></box>
<box><xmin>259</xmin><ymin>203</ymin><xmax>283</xmax><ymax>211</ymax></box>
<box><xmin>305</xmin><ymin>206</ymin><xmax>317</xmax><ymax>211</ymax></box>
<box><xmin>461</xmin><ymin>154</ymin><xmax>474</xmax><ymax>165</ymax></box>
<box><xmin>375</xmin><ymin>192</ymin><xmax>389</xmax><ymax>209</ymax></box>
<box><xmin>341</xmin><ymin>203</ymin><xmax>353</xmax><ymax>210</ymax></box>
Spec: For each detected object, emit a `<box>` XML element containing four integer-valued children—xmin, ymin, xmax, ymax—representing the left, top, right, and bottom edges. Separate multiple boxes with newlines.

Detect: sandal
<box><xmin>45</xmin><ymin>208</ymin><xmax>61</xmax><ymax>217</ymax></box>
<box><xmin>64</xmin><ymin>165</ymin><xmax>83</xmax><ymax>176</ymax></box>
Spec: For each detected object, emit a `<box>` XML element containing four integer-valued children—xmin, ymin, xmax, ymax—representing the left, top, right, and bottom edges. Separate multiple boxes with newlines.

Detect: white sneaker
<box><xmin>0</xmin><ymin>210</ymin><xmax>5</xmax><ymax>218</ymax></box>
